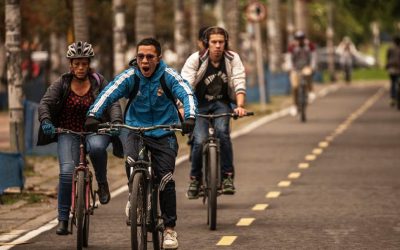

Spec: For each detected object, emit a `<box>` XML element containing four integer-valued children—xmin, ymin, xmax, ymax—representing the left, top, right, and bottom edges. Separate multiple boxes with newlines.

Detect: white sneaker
<box><xmin>289</xmin><ymin>106</ymin><xmax>298</xmax><ymax>116</ymax></box>
<box><xmin>308</xmin><ymin>92</ymin><xmax>316</xmax><ymax>102</ymax></box>
<box><xmin>163</xmin><ymin>230</ymin><xmax>178</xmax><ymax>249</ymax></box>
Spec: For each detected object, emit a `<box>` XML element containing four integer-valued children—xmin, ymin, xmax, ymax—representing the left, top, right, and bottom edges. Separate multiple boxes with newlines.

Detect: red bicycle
<box><xmin>56</xmin><ymin>129</ymin><xmax>98</xmax><ymax>250</ymax></box>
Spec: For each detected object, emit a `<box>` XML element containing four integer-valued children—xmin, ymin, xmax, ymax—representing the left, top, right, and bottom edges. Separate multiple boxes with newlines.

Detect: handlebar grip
<box><xmin>246</xmin><ymin>112</ymin><xmax>254</xmax><ymax>116</ymax></box>
<box><xmin>171</xmin><ymin>124</ymin><xmax>182</xmax><ymax>129</ymax></box>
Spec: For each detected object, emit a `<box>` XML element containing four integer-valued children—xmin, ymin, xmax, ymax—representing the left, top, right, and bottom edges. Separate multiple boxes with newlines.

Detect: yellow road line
<box><xmin>278</xmin><ymin>180</ymin><xmax>291</xmax><ymax>187</ymax></box>
<box><xmin>217</xmin><ymin>236</ymin><xmax>237</xmax><ymax>246</ymax></box>
<box><xmin>305</xmin><ymin>154</ymin><xmax>316</xmax><ymax>161</ymax></box>
<box><xmin>236</xmin><ymin>218</ymin><xmax>255</xmax><ymax>226</ymax></box>
<box><xmin>319</xmin><ymin>141</ymin><xmax>329</xmax><ymax>148</ymax></box>
<box><xmin>298</xmin><ymin>163</ymin><xmax>309</xmax><ymax>169</ymax></box>
<box><xmin>325</xmin><ymin>135</ymin><xmax>334</xmax><ymax>142</ymax></box>
<box><xmin>312</xmin><ymin>148</ymin><xmax>323</xmax><ymax>155</ymax></box>
<box><xmin>266</xmin><ymin>191</ymin><xmax>281</xmax><ymax>198</ymax></box>
<box><xmin>288</xmin><ymin>172</ymin><xmax>301</xmax><ymax>179</ymax></box>
<box><xmin>252</xmin><ymin>204</ymin><xmax>269</xmax><ymax>211</ymax></box>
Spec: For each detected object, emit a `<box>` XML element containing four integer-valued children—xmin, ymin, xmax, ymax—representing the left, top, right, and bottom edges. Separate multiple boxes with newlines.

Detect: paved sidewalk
<box><xmin>0</xmin><ymin>81</ymin><xmax>354</xmax><ymax>246</ymax></box>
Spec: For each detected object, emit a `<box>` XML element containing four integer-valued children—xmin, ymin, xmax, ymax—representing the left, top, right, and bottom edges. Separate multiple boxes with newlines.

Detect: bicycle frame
<box><xmin>56</xmin><ymin>129</ymin><xmax>97</xmax><ymax>249</ymax></box>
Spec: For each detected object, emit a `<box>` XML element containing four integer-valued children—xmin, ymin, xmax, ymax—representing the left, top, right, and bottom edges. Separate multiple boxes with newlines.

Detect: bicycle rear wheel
<box><xmin>207</xmin><ymin>145</ymin><xmax>218</xmax><ymax>230</ymax></box>
<box><xmin>76</xmin><ymin>171</ymin><xmax>85</xmax><ymax>250</ymax></box>
<box><xmin>150</xmin><ymin>187</ymin><xmax>162</xmax><ymax>250</ymax></box>
<box><xmin>299</xmin><ymin>84</ymin><xmax>307</xmax><ymax>122</ymax></box>
<box><xmin>130</xmin><ymin>172</ymin><xmax>147</xmax><ymax>250</ymax></box>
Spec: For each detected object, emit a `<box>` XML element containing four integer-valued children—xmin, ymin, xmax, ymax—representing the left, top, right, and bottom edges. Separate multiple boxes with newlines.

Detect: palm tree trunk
<box><xmin>174</xmin><ymin>0</ymin><xmax>186</xmax><ymax>69</ymax></box>
<box><xmin>5</xmin><ymin>0</ymin><xmax>24</xmax><ymax>153</ymax></box>
<box><xmin>72</xmin><ymin>0</ymin><xmax>89</xmax><ymax>41</ymax></box>
<box><xmin>190</xmin><ymin>0</ymin><xmax>201</xmax><ymax>51</ymax></box>
<box><xmin>223</xmin><ymin>0</ymin><xmax>239</xmax><ymax>51</ymax></box>
<box><xmin>294</xmin><ymin>0</ymin><xmax>307</xmax><ymax>33</ymax></box>
<box><xmin>135</xmin><ymin>0</ymin><xmax>155</xmax><ymax>43</ymax></box>
<box><xmin>113</xmin><ymin>0</ymin><xmax>127</xmax><ymax>75</ymax></box>
<box><xmin>267</xmin><ymin>0</ymin><xmax>282</xmax><ymax>72</ymax></box>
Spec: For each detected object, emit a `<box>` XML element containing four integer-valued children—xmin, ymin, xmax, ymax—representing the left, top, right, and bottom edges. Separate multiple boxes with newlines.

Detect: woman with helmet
<box><xmin>37</xmin><ymin>41</ymin><xmax>123</xmax><ymax>235</ymax></box>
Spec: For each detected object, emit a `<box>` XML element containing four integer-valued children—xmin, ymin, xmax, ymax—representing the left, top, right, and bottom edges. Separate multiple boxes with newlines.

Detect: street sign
<box><xmin>246</xmin><ymin>1</ymin><xmax>266</xmax><ymax>23</ymax></box>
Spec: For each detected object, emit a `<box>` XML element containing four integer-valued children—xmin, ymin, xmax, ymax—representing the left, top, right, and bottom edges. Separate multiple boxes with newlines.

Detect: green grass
<box><xmin>0</xmin><ymin>192</ymin><xmax>47</xmax><ymax>205</ymax></box>
<box><xmin>351</xmin><ymin>67</ymin><xmax>387</xmax><ymax>80</ymax></box>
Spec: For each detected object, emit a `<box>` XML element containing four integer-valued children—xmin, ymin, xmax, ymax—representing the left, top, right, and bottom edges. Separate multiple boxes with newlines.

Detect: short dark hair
<box><xmin>136</xmin><ymin>38</ymin><xmax>162</xmax><ymax>56</ymax></box>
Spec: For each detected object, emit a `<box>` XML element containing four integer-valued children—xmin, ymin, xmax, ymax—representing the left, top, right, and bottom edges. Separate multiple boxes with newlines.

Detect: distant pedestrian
<box><xmin>385</xmin><ymin>35</ymin><xmax>400</xmax><ymax>107</ymax></box>
<box><xmin>336</xmin><ymin>36</ymin><xmax>357</xmax><ymax>83</ymax></box>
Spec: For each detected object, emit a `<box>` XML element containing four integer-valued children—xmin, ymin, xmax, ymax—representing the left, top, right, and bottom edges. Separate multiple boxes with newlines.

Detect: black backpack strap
<box><xmin>160</xmin><ymin>73</ymin><xmax>184</xmax><ymax>123</ymax></box>
<box><xmin>123</xmin><ymin>74</ymin><xmax>140</xmax><ymax>122</ymax></box>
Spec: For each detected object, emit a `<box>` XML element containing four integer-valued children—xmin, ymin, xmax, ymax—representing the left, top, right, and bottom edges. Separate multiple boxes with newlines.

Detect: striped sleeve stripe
<box><xmin>165</xmin><ymin>68</ymin><xmax>197</xmax><ymax>117</ymax></box>
<box><xmin>92</xmin><ymin>68</ymin><xmax>135</xmax><ymax>113</ymax></box>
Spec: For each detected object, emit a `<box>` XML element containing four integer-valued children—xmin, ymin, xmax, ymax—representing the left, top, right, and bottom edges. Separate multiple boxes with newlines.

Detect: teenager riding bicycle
<box><xmin>37</xmin><ymin>41</ymin><xmax>123</xmax><ymax>235</ymax></box>
<box><xmin>181</xmin><ymin>26</ymin><xmax>248</xmax><ymax>199</ymax></box>
<box><xmin>85</xmin><ymin>38</ymin><xmax>197</xmax><ymax>249</ymax></box>
<box><xmin>287</xmin><ymin>30</ymin><xmax>317</xmax><ymax>116</ymax></box>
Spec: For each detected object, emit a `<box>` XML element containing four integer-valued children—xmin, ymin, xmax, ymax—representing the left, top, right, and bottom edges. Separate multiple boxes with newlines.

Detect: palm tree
<box><xmin>174</xmin><ymin>0</ymin><xmax>186</xmax><ymax>69</ymax></box>
<box><xmin>5</xmin><ymin>0</ymin><xmax>24</xmax><ymax>153</ymax></box>
<box><xmin>190</xmin><ymin>0</ymin><xmax>202</xmax><ymax>51</ymax></box>
<box><xmin>72</xmin><ymin>0</ymin><xmax>89</xmax><ymax>41</ymax></box>
<box><xmin>113</xmin><ymin>0</ymin><xmax>127</xmax><ymax>75</ymax></box>
<box><xmin>267</xmin><ymin>0</ymin><xmax>283</xmax><ymax>72</ymax></box>
<box><xmin>294</xmin><ymin>0</ymin><xmax>308</xmax><ymax>34</ymax></box>
<box><xmin>223</xmin><ymin>0</ymin><xmax>239</xmax><ymax>51</ymax></box>
<box><xmin>135</xmin><ymin>0</ymin><xmax>155</xmax><ymax>43</ymax></box>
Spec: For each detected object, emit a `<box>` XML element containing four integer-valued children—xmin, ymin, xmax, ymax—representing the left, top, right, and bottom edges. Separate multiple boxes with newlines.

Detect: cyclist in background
<box><xmin>287</xmin><ymin>30</ymin><xmax>317</xmax><ymax>116</ymax></box>
<box><xmin>181</xmin><ymin>26</ymin><xmax>248</xmax><ymax>199</ymax></box>
<box><xmin>85</xmin><ymin>38</ymin><xmax>197</xmax><ymax>249</ymax></box>
<box><xmin>385</xmin><ymin>35</ymin><xmax>400</xmax><ymax>107</ymax></box>
<box><xmin>37</xmin><ymin>41</ymin><xmax>123</xmax><ymax>235</ymax></box>
<box><xmin>336</xmin><ymin>36</ymin><xmax>358</xmax><ymax>84</ymax></box>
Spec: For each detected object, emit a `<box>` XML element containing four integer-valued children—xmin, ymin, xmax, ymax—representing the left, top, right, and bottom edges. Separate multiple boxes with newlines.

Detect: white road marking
<box><xmin>252</xmin><ymin>204</ymin><xmax>269</xmax><ymax>211</ymax></box>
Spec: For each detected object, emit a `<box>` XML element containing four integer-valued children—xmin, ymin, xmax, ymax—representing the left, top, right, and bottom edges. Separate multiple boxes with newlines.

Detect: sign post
<box><xmin>246</xmin><ymin>1</ymin><xmax>268</xmax><ymax>105</ymax></box>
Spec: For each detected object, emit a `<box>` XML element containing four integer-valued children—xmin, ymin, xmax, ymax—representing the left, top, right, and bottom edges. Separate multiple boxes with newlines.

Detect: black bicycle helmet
<box><xmin>66</xmin><ymin>41</ymin><xmax>94</xmax><ymax>59</ymax></box>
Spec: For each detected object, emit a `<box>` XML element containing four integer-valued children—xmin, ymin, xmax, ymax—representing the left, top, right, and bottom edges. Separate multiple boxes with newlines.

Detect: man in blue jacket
<box><xmin>85</xmin><ymin>38</ymin><xmax>197</xmax><ymax>249</ymax></box>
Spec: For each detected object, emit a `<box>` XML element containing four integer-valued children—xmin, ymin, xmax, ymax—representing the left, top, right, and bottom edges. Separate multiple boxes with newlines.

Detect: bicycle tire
<box><xmin>83</xmin><ymin>182</ymin><xmax>91</xmax><ymax>247</ymax></box>
<box><xmin>76</xmin><ymin>171</ymin><xmax>85</xmax><ymax>250</ymax></box>
<box><xmin>299</xmin><ymin>84</ymin><xmax>307</xmax><ymax>122</ymax></box>
<box><xmin>207</xmin><ymin>145</ymin><xmax>218</xmax><ymax>230</ymax></box>
<box><xmin>151</xmin><ymin>187</ymin><xmax>162</xmax><ymax>250</ymax></box>
<box><xmin>397</xmin><ymin>82</ymin><xmax>400</xmax><ymax>110</ymax></box>
<box><xmin>130</xmin><ymin>172</ymin><xmax>147</xmax><ymax>250</ymax></box>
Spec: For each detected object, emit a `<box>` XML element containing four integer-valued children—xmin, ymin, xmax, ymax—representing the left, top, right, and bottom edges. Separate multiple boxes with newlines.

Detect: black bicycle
<box><xmin>55</xmin><ymin>129</ymin><xmax>98</xmax><ymax>250</ymax></box>
<box><xmin>98</xmin><ymin>123</ymin><xmax>181</xmax><ymax>250</ymax></box>
<box><xmin>197</xmin><ymin>112</ymin><xmax>253</xmax><ymax>230</ymax></box>
<box><xmin>297</xmin><ymin>70</ymin><xmax>309</xmax><ymax>123</ymax></box>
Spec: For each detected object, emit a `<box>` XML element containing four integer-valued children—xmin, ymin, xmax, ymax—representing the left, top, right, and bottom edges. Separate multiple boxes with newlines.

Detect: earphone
<box><xmin>201</xmin><ymin>26</ymin><xmax>229</xmax><ymax>49</ymax></box>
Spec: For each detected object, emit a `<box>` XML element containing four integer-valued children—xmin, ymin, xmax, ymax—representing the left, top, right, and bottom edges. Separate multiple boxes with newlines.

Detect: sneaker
<box><xmin>222</xmin><ymin>175</ymin><xmax>235</xmax><ymax>195</ymax></box>
<box><xmin>289</xmin><ymin>106</ymin><xmax>298</xmax><ymax>116</ymax></box>
<box><xmin>98</xmin><ymin>182</ymin><xmax>111</xmax><ymax>204</ymax></box>
<box><xmin>163</xmin><ymin>230</ymin><xmax>178</xmax><ymax>249</ymax></box>
<box><xmin>125</xmin><ymin>200</ymin><xmax>131</xmax><ymax>226</ymax></box>
<box><xmin>186</xmin><ymin>178</ymin><xmax>200</xmax><ymax>199</ymax></box>
<box><xmin>308</xmin><ymin>92</ymin><xmax>316</xmax><ymax>102</ymax></box>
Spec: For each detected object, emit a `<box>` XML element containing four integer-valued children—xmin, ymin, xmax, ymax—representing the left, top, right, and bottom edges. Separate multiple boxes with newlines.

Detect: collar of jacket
<box><xmin>199</xmin><ymin>49</ymin><xmax>235</xmax><ymax>63</ymax></box>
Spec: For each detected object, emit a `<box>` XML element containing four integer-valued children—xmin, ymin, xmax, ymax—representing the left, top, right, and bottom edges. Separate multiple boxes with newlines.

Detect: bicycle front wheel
<box><xmin>130</xmin><ymin>172</ymin><xmax>147</xmax><ymax>250</ymax></box>
<box><xmin>150</xmin><ymin>187</ymin><xmax>162</xmax><ymax>250</ymax></box>
<box><xmin>76</xmin><ymin>171</ymin><xmax>85</xmax><ymax>250</ymax></box>
<box><xmin>207</xmin><ymin>145</ymin><xmax>218</xmax><ymax>230</ymax></box>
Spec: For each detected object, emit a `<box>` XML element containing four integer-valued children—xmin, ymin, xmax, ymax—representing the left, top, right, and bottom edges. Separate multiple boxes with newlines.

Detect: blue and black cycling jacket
<box><xmin>88</xmin><ymin>60</ymin><xmax>197</xmax><ymax>138</ymax></box>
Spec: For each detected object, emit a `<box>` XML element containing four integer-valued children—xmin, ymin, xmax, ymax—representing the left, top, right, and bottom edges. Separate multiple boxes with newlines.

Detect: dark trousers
<box><xmin>125</xmin><ymin>132</ymin><xmax>178</xmax><ymax>228</ymax></box>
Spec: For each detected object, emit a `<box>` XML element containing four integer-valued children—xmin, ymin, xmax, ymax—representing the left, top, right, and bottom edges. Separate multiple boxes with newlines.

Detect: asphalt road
<box><xmin>11</xmin><ymin>84</ymin><xmax>400</xmax><ymax>249</ymax></box>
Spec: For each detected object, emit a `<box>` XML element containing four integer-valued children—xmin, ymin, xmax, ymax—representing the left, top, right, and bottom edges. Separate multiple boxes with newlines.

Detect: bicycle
<box><xmin>297</xmin><ymin>67</ymin><xmax>312</xmax><ymax>123</ymax></box>
<box><xmin>98</xmin><ymin>123</ymin><xmax>181</xmax><ymax>250</ymax></box>
<box><xmin>55</xmin><ymin>129</ymin><xmax>98</xmax><ymax>250</ymax></box>
<box><xmin>196</xmin><ymin>112</ymin><xmax>253</xmax><ymax>230</ymax></box>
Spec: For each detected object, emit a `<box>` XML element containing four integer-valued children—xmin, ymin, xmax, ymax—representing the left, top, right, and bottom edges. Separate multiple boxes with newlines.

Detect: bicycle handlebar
<box><xmin>97</xmin><ymin>123</ymin><xmax>182</xmax><ymax>134</ymax></box>
<box><xmin>197</xmin><ymin>112</ymin><xmax>254</xmax><ymax>119</ymax></box>
<box><xmin>55</xmin><ymin>128</ymin><xmax>94</xmax><ymax>136</ymax></box>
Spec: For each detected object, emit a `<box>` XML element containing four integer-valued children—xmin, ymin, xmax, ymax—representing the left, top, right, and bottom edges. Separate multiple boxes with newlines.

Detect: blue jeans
<box><xmin>57</xmin><ymin>133</ymin><xmax>110</xmax><ymax>221</ymax></box>
<box><xmin>190</xmin><ymin>101</ymin><xmax>234</xmax><ymax>179</ymax></box>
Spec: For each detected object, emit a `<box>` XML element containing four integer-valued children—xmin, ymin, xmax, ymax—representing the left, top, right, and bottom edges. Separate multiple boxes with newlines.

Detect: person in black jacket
<box><xmin>37</xmin><ymin>41</ymin><xmax>123</xmax><ymax>235</ymax></box>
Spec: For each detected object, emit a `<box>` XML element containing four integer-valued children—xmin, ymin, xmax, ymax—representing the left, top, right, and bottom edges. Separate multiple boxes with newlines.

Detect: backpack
<box><xmin>124</xmin><ymin>72</ymin><xmax>184</xmax><ymax>123</ymax></box>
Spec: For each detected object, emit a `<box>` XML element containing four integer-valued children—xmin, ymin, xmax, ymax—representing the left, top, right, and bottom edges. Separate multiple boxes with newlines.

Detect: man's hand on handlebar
<box><xmin>234</xmin><ymin>106</ymin><xmax>247</xmax><ymax>117</ymax></box>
